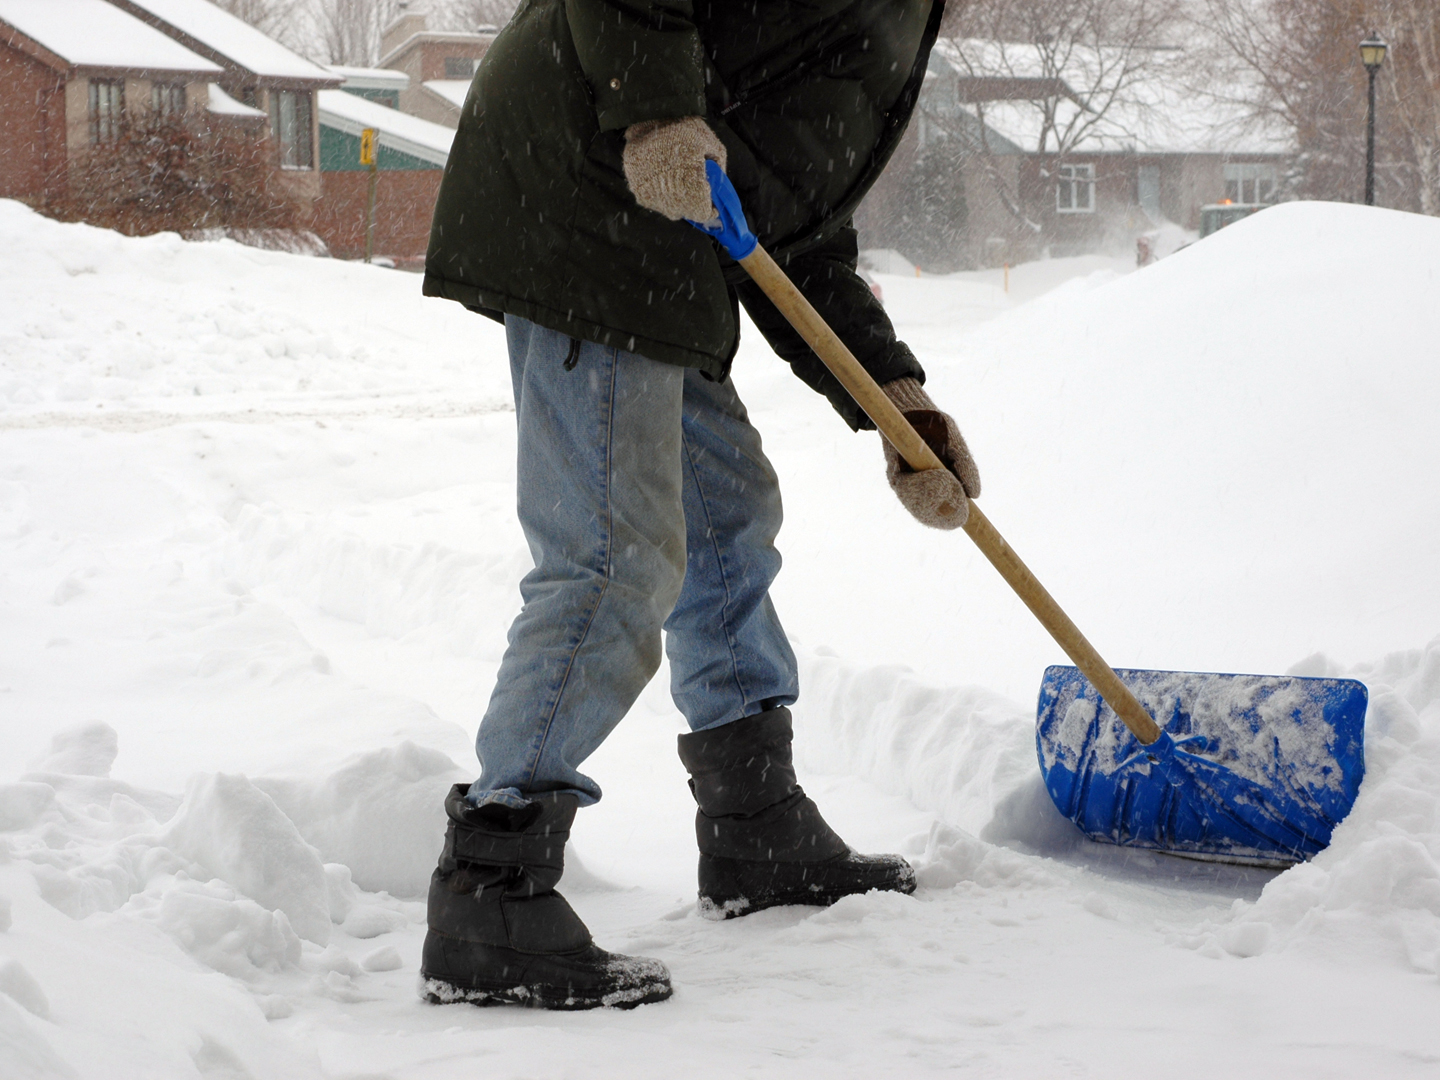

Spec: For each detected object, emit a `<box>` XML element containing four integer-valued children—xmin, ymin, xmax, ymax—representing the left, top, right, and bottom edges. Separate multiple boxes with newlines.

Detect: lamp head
<box><xmin>1360</xmin><ymin>33</ymin><xmax>1387</xmax><ymax>71</ymax></box>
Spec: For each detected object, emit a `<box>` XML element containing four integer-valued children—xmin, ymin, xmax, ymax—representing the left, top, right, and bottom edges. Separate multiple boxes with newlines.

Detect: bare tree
<box><xmin>46</xmin><ymin>116</ymin><xmax>299</xmax><ymax>235</ymax></box>
<box><xmin>314</xmin><ymin>0</ymin><xmax>403</xmax><ymax>66</ymax></box>
<box><xmin>930</xmin><ymin>0</ymin><xmax>1183</xmax><ymax>232</ymax></box>
<box><xmin>307</xmin><ymin>0</ymin><xmax>514</xmax><ymax>66</ymax></box>
<box><xmin>211</xmin><ymin>0</ymin><xmax>312</xmax><ymax>54</ymax></box>
<box><xmin>1384</xmin><ymin>0</ymin><xmax>1440</xmax><ymax>213</ymax></box>
<box><xmin>1197</xmin><ymin>0</ymin><xmax>1440</xmax><ymax>214</ymax></box>
<box><xmin>430</xmin><ymin>0</ymin><xmax>519</xmax><ymax>31</ymax></box>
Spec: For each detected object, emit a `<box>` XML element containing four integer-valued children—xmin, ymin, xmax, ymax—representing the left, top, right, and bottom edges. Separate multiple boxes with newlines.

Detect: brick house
<box><xmin>0</xmin><ymin>0</ymin><xmax>222</xmax><ymax>204</ymax></box>
<box><xmin>859</xmin><ymin>38</ymin><xmax>1293</xmax><ymax>269</ymax></box>
<box><xmin>377</xmin><ymin>1</ymin><xmax>494</xmax><ymax>128</ymax></box>
<box><xmin>313</xmin><ymin>75</ymin><xmax>454</xmax><ymax>262</ymax></box>
<box><xmin>107</xmin><ymin>0</ymin><xmax>341</xmax><ymax>216</ymax></box>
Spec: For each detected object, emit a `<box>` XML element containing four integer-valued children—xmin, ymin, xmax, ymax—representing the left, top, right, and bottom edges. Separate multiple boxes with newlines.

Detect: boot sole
<box><xmin>421</xmin><ymin>973</ymin><xmax>672</xmax><ymax>1011</ymax></box>
<box><xmin>698</xmin><ymin>853</ymin><xmax>917</xmax><ymax>921</ymax></box>
<box><xmin>420</xmin><ymin>934</ymin><xmax>673</xmax><ymax>1011</ymax></box>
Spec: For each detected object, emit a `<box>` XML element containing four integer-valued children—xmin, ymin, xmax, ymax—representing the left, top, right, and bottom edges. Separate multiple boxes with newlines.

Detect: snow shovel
<box><xmin>692</xmin><ymin>162</ymin><xmax>1367</xmax><ymax>868</ymax></box>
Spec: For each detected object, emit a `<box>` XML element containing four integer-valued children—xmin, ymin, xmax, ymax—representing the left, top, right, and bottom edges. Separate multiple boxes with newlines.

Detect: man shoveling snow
<box><xmin>418</xmin><ymin>0</ymin><xmax>977</xmax><ymax>1009</ymax></box>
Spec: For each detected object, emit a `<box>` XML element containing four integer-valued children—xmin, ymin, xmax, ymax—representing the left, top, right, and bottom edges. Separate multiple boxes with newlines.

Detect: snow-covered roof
<box><xmin>422</xmin><ymin>79</ymin><xmax>470</xmax><ymax>109</ymax></box>
<box><xmin>378</xmin><ymin>29</ymin><xmax>495</xmax><ymax>68</ymax></box>
<box><xmin>207</xmin><ymin>82</ymin><xmax>266</xmax><ymax>118</ymax></box>
<box><xmin>928</xmin><ymin>37</ymin><xmax>1292</xmax><ymax>157</ymax></box>
<box><xmin>327</xmin><ymin>65</ymin><xmax>410</xmax><ymax>91</ymax></box>
<box><xmin>0</xmin><ymin>0</ymin><xmax>222</xmax><ymax>74</ymax></box>
<box><xmin>317</xmin><ymin>88</ymin><xmax>454</xmax><ymax>166</ymax></box>
<box><xmin>113</xmin><ymin>0</ymin><xmax>337</xmax><ymax>83</ymax></box>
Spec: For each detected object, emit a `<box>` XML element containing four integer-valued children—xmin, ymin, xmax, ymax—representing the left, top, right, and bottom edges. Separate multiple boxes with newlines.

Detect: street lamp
<box><xmin>1359</xmin><ymin>33</ymin><xmax>1387</xmax><ymax>206</ymax></box>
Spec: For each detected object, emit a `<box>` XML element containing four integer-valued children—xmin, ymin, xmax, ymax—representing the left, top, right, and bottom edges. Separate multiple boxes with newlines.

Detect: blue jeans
<box><xmin>469</xmin><ymin>316</ymin><xmax>799</xmax><ymax>809</ymax></box>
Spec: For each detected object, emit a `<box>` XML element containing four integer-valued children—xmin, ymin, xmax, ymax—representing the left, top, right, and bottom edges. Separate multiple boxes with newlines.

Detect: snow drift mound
<box><xmin>1211</xmin><ymin>637</ymin><xmax>1440</xmax><ymax>966</ymax></box>
<box><xmin>164</xmin><ymin>772</ymin><xmax>332</xmax><ymax>944</ymax></box>
<box><xmin>255</xmin><ymin>741</ymin><xmax>471</xmax><ymax>898</ymax></box>
<box><xmin>0</xmin><ymin>198</ymin><xmax>506</xmax><ymax>414</ymax></box>
<box><xmin>894</xmin><ymin>201</ymin><xmax>1440</xmax><ymax>699</ymax></box>
<box><xmin>797</xmin><ymin>634</ymin><xmax>1440</xmax><ymax>968</ymax></box>
<box><xmin>792</xmin><ymin>203</ymin><xmax>1440</xmax><ymax>970</ymax></box>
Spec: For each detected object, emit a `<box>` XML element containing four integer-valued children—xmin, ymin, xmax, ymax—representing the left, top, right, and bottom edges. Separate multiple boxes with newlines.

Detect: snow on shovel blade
<box><xmin>1037</xmin><ymin>666</ymin><xmax>1367</xmax><ymax>867</ymax></box>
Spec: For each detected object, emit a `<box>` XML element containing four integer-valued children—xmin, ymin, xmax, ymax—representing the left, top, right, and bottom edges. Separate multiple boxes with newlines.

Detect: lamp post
<box><xmin>1359</xmin><ymin>33</ymin><xmax>1387</xmax><ymax>206</ymax></box>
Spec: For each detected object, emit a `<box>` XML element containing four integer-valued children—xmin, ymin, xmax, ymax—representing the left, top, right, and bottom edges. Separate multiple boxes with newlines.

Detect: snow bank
<box><xmin>793</xmin><ymin>652</ymin><xmax>1038</xmax><ymax>837</ymax></box>
<box><xmin>4</xmin><ymin>194</ymin><xmax>1440</xmax><ymax>1074</ymax></box>
<box><xmin>771</xmin><ymin>203</ymin><xmax>1440</xmax><ymax>704</ymax></box>
<box><xmin>1213</xmin><ymin>637</ymin><xmax>1440</xmax><ymax>967</ymax></box>
<box><xmin>0</xmin><ymin>199</ymin><xmax>504</xmax><ymax>415</ymax></box>
<box><xmin>0</xmin><ymin>992</ymin><xmax>75</xmax><ymax>1080</ymax></box>
<box><xmin>28</xmin><ymin>723</ymin><xmax>118</xmax><ymax>778</ymax></box>
<box><xmin>145</xmin><ymin>876</ymin><xmax>304</xmax><ymax>978</ymax></box>
<box><xmin>223</xmin><ymin>500</ymin><xmax>530</xmax><ymax>667</ymax></box>
<box><xmin>164</xmin><ymin>772</ymin><xmax>332</xmax><ymax>944</ymax></box>
<box><xmin>797</xmin><ymin>635</ymin><xmax>1440</xmax><ymax>973</ymax></box>
<box><xmin>256</xmin><ymin>741</ymin><xmax>470</xmax><ymax>898</ymax></box>
<box><xmin>0</xmin><ymin>722</ymin><xmax>437</xmax><ymax>1075</ymax></box>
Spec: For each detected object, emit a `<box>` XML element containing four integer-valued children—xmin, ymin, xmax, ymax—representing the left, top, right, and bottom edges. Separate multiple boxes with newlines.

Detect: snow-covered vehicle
<box><xmin>1199</xmin><ymin>200</ymin><xmax>1269</xmax><ymax>238</ymax></box>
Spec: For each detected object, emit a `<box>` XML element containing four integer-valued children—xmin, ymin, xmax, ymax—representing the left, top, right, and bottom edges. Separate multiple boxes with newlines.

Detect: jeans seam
<box><xmin>522</xmin><ymin>343</ymin><xmax>619</xmax><ymax>788</ymax></box>
<box><xmin>680</xmin><ymin>427</ymin><xmax>750</xmax><ymax>712</ymax></box>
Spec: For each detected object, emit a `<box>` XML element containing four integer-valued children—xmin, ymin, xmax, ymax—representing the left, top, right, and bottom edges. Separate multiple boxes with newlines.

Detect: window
<box><xmin>1138</xmin><ymin>164</ymin><xmax>1161</xmax><ymax>220</ymax></box>
<box><xmin>152</xmin><ymin>82</ymin><xmax>186</xmax><ymax>118</ymax></box>
<box><xmin>1056</xmin><ymin>163</ymin><xmax>1095</xmax><ymax>213</ymax></box>
<box><xmin>1223</xmin><ymin>163</ymin><xmax>1276</xmax><ymax>205</ymax></box>
<box><xmin>444</xmin><ymin>57</ymin><xmax>479</xmax><ymax>79</ymax></box>
<box><xmin>89</xmin><ymin>79</ymin><xmax>125</xmax><ymax>144</ymax></box>
<box><xmin>270</xmin><ymin>89</ymin><xmax>314</xmax><ymax>169</ymax></box>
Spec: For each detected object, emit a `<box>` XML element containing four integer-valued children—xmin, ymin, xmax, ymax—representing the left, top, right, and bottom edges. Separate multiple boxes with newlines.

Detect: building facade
<box><xmin>314</xmin><ymin>78</ymin><xmax>452</xmax><ymax>262</ymax></box>
<box><xmin>858</xmin><ymin>39</ymin><xmax>1293</xmax><ymax>269</ymax></box>
<box><xmin>0</xmin><ymin>0</ymin><xmax>222</xmax><ymax>203</ymax></box>
<box><xmin>377</xmin><ymin>2</ymin><xmax>494</xmax><ymax>128</ymax></box>
<box><xmin>107</xmin><ymin>0</ymin><xmax>341</xmax><ymax>215</ymax></box>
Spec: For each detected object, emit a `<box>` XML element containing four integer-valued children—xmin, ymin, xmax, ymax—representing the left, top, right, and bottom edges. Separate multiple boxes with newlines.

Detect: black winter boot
<box><xmin>677</xmin><ymin>708</ymin><xmax>917</xmax><ymax>919</ymax></box>
<box><xmin>420</xmin><ymin>785</ymin><xmax>672</xmax><ymax>1009</ymax></box>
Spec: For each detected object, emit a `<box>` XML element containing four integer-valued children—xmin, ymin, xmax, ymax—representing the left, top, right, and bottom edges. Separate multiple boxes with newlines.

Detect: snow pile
<box><xmin>797</xmin><ymin>631</ymin><xmax>1440</xmax><ymax>971</ymax></box>
<box><xmin>777</xmin><ymin>203</ymin><xmax>1440</xmax><ymax>704</ymax></box>
<box><xmin>28</xmin><ymin>723</ymin><xmax>118</xmax><ymax>778</ymax></box>
<box><xmin>793</xmin><ymin>653</ymin><xmax>1037</xmax><ymax>837</ymax></box>
<box><xmin>255</xmin><ymin>741</ymin><xmax>470</xmax><ymax>897</ymax></box>
<box><xmin>3</xmin><ymin>196</ymin><xmax>1440</xmax><ymax>1075</ymax></box>
<box><xmin>222</xmin><ymin>500</ymin><xmax>530</xmax><ymax>669</ymax></box>
<box><xmin>1213</xmin><ymin>638</ymin><xmax>1440</xmax><ymax>967</ymax></box>
<box><xmin>144</xmin><ymin>876</ymin><xmax>304</xmax><ymax>979</ymax></box>
<box><xmin>164</xmin><ymin>772</ymin><xmax>332</xmax><ymax>943</ymax></box>
<box><xmin>0</xmin><ymin>200</ymin><xmax>501</xmax><ymax>413</ymax></box>
<box><xmin>0</xmin><ymin>723</ymin><xmax>435</xmax><ymax>1074</ymax></box>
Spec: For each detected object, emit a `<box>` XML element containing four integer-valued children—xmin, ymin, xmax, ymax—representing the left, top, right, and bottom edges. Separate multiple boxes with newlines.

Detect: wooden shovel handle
<box><xmin>739</xmin><ymin>244</ymin><xmax>1162</xmax><ymax>746</ymax></box>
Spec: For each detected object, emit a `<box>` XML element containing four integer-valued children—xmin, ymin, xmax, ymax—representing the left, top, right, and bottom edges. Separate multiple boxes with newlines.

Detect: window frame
<box><xmin>1223</xmin><ymin>163</ymin><xmax>1277</xmax><ymax>206</ymax></box>
<box><xmin>89</xmin><ymin>79</ymin><xmax>125</xmax><ymax>145</ymax></box>
<box><xmin>1137</xmin><ymin>163</ymin><xmax>1161</xmax><ymax>220</ymax></box>
<box><xmin>444</xmin><ymin>57</ymin><xmax>480</xmax><ymax>79</ymax></box>
<box><xmin>270</xmin><ymin>89</ymin><xmax>315</xmax><ymax>170</ymax></box>
<box><xmin>151</xmin><ymin>82</ymin><xmax>186</xmax><ymax>119</ymax></box>
<box><xmin>1056</xmin><ymin>162</ymin><xmax>1096</xmax><ymax>214</ymax></box>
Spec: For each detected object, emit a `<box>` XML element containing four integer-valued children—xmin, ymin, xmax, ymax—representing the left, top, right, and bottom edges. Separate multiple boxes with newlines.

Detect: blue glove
<box><xmin>686</xmin><ymin>160</ymin><xmax>757</xmax><ymax>260</ymax></box>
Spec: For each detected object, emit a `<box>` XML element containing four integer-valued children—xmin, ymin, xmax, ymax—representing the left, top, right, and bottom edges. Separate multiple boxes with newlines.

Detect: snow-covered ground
<box><xmin>2</xmin><ymin>199</ymin><xmax>1438</xmax><ymax>1078</ymax></box>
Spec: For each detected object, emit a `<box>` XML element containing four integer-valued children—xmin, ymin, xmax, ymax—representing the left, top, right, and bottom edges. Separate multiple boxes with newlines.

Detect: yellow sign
<box><xmin>359</xmin><ymin>128</ymin><xmax>378</xmax><ymax>167</ymax></box>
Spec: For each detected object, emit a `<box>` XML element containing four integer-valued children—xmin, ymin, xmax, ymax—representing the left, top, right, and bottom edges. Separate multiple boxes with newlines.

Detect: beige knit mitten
<box><xmin>880</xmin><ymin>377</ymin><xmax>981</xmax><ymax>530</ymax></box>
<box><xmin>622</xmin><ymin>116</ymin><xmax>727</xmax><ymax>222</ymax></box>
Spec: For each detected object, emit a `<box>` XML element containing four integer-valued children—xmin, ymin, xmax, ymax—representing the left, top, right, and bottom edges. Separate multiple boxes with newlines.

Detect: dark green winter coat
<box><xmin>423</xmin><ymin>0</ymin><xmax>942</xmax><ymax>429</ymax></box>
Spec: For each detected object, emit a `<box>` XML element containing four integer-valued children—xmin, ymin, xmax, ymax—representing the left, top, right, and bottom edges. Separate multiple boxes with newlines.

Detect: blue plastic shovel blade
<box><xmin>1037</xmin><ymin>666</ymin><xmax>1367</xmax><ymax>867</ymax></box>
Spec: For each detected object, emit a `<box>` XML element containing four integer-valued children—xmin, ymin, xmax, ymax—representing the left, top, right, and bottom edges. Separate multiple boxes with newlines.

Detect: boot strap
<box><xmin>441</xmin><ymin>826</ymin><xmax>570</xmax><ymax>873</ymax></box>
<box><xmin>427</xmin><ymin>874</ymin><xmax>591</xmax><ymax>952</ymax></box>
<box><xmin>694</xmin><ymin>791</ymin><xmax>849</xmax><ymax>862</ymax></box>
<box><xmin>678</xmin><ymin>710</ymin><xmax>799</xmax><ymax>816</ymax></box>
